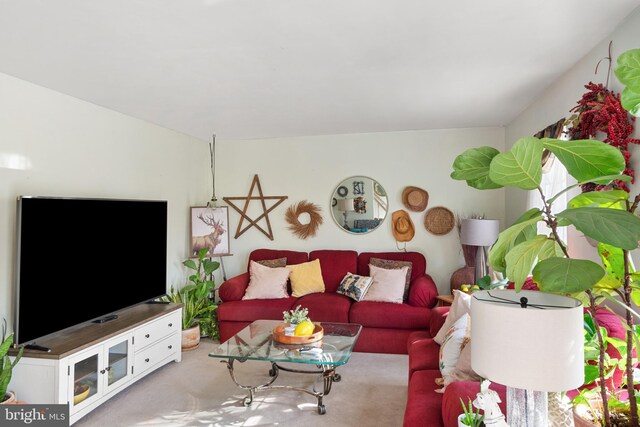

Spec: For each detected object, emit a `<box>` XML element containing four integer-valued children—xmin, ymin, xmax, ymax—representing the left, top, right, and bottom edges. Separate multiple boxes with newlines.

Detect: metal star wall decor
<box><xmin>223</xmin><ymin>174</ymin><xmax>288</xmax><ymax>240</ymax></box>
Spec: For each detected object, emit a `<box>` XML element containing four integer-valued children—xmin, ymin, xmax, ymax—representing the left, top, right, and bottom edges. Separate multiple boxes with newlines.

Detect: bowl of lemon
<box><xmin>273</xmin><ymin>319</ymin><xmax>324</xmax><ymax>345</ymax></box>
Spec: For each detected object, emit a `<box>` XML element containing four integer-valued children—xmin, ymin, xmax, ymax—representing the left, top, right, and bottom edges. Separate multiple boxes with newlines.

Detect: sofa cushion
<box><xmin>248</xmin><ymin>249</ymin><xmax>308</xmax><ymax>268</ymax></box>
<box><xmin>255</xmin><ymin>257</ymin><xmax>287</xmax><ymax>268</ymax></box>
<box><xmin>309</xmin><ymin>250</ymin><xmax>358</xmax><ymax>293</ymax></box>
<box><xmin>350</xmin><ymin>301</ymin><xmax>430</xmax><ymax>329</ymax></box>
<box><xmin>217</xmin><ymin>297</ymin><xmax>297</xmax><ymax>322</ymax></box>
<box><xmin>439</xmin><ymin>314</ymin><xmax>470</xmax><ymax>378</ymax></box>
<box><xmin>242</xmin><ymin>260</ymin><xmax>290</xmax><ymax>300</ymax></box>
<box><xmin>294</xmin><ymin>292</ymin><xmax>351</xmax><ymax>323</ymax></box>
<box><xmin>362</xmin><ymin>264</ymin><xmax>408</xmax><ymax>304</ymax></box>
<box><xmin>403</xmin><ymin>369</ymin><xmax>445</xmax><ymax>427</ymax></box>
<box><xmin>369</xmin><ymin>257</ymin><xmax>413</xmax><ymax>300</ymax></box>
<box><xmin>288</xmin><ymin>259</ymin><xmax>326</xmax><ymax>297</ymax></box>
<box><xmin>433</xmin><ymin>290</ymin><xmax>471</xmax><ymax>344</ymax></box>
<box><xmin>442</xmin><ymin>381</ymin><xmax>506</xmax><ymax>427</ymax></box>
<box><xmin>336</xmin><ymin>272</ymin><xmax>373</xmax><ymax>301</ymax></box>
<box><xmin>408</xmin><ymin>338</ymin><xmax>441</xmax><ymax>380</ymax></box>
<box><xmin>358</xmin><ymin>251</ymin><xmax>426</xmax><ymax>281</ymax></box>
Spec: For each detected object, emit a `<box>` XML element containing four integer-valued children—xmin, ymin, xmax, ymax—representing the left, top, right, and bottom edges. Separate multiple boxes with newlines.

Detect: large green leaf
<box><xmin>542</xmin><ymin>139</ymin><xmax>625</xmax><ymax>182</ymax></box>
<box><xmin>450</xmin><ymin>147</ymin><xmax>502</xmax><ymax>189</ymax></box>
<box><xmin>615</xmin><ymin>48</ymin><xmax>640</xmax><ymax>93</ymax></box>
<box><xmin>489</xmin><ymin>213</ymin><xmax>542</xmax><ymax>273</ymax></box>
<box><xmin>489</xmin><ymin>137</ymin><xmax>542</xmax><ymax>190</ymax></box>
<box><xmin>505</xmin><ymin>235</ymin><xmax>553</xmax><ymax>291</ymax></box>
<box><xmin>557</xmin><ymin>207</ymin><xmax>640</xmax><ymax>250</ymax></box>
<box><xmin>598</xmin><ymin>242</ymin><xmax>625</xmax><ymax>283</ymax></box>
<box><xmin>621</xmin><ymin>87</ymin><xmax>640</xmax><ymax>117</ymax></box>
<box><xmin>568</xmin><ymin>190</ymin><xmax>628</xmax><ymax>210</ymax></box>
<box><xmin>533</xmin><ymin>258</ymin><xmax>605</xmax><ymax>293</ymax></box>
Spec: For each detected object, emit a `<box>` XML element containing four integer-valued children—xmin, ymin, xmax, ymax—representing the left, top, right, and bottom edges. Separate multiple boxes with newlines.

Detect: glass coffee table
<box><xmin>209</xmin><ymin>320</ymin><xmax>362</xmax><ymax>415</ymax></box>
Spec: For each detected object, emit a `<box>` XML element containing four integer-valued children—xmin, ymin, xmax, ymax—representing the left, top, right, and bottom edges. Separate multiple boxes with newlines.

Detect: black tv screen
<box><xmin>15</xmin><ymin>197</ymin><xmax>168</xmax><ymax>345</ymax></box>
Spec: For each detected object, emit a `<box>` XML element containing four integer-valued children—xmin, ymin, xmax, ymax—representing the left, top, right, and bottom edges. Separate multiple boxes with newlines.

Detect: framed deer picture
<box><xmin>190</xmin><ymin>206</ymin><xmax>231</xmax><ymax>257</ymax></box>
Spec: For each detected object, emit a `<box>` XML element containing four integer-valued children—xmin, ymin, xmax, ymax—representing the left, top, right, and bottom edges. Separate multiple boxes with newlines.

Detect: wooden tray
<box><xmin>272</xmin><ymin>323</ymin><xmax>324</xmax><ymax>345</ymax></box>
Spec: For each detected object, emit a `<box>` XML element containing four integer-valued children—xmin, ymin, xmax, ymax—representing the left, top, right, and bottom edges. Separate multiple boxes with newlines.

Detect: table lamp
<box><xmin>337</xmin><ymin>198</ymin><xmax>355</xmax><ymax>230</ymax></box>
<box><xmin>460</xmin><ymin>219</ymin><xmax>499</xmax><ymax>285</ymax></box>
<box><xmin>471</xmin><ymin>290</ymin><xmax>584</xmax><ymax>427</ymax></box>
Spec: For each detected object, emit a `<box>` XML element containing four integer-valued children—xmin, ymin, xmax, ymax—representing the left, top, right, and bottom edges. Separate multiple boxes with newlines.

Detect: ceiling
<box><xmin>1</xmin><ymin>1</ymin><xmax>639</xmax><ymax>141</ymax></box>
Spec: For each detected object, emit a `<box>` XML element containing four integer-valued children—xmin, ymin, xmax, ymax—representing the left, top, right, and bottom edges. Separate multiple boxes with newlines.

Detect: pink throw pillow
<box><xmin>243</xmin><ymin>260</ymin><xmax>290</xmax><ymax>300</ymax></box>
<box><xmin>362</xmin><ymin>264</ymin><xmax>408</xmax><ymax>304</ymax></box>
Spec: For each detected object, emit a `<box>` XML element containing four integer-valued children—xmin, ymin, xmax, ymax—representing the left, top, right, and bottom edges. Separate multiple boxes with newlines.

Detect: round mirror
<box><xmin>330</xmin><ymin>176</ymin><xmax>388</xmax><ymax>234</ymax></box>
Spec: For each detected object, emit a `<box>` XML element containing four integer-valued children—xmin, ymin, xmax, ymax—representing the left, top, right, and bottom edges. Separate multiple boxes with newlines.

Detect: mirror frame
<box><xmin>330</xmin><ymin>175</ymin><xmax>388</xmax><ymax>235</ymax></box>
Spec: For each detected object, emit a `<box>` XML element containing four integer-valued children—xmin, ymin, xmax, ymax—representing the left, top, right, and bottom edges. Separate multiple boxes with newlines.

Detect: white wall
<box><xmin>0</xmin><ymin>73</ymin><xmax>210</xmax><ymax>326</ymax></box>
<box><xmin>505</xmin><ymin>8</ymin><xmax>640</xmax><ymax>264</ymax></box>
<box><xmin>217</xmin><ymin>127</ymin><xmax>506</xmax><ymax>293</ymax></box>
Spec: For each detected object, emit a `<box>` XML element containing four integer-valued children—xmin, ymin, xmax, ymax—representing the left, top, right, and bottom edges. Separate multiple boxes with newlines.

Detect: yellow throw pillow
<box><xmin>287</xmin><ymin>259</ymin><xmax>325</xmax><ymax>297</ymax></box>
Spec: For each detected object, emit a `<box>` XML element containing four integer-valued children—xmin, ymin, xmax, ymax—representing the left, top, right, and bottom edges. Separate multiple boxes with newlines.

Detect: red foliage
<box><xmin>569</xmin><ymin>82</ymin><xmax>640</xmax><ymax>192</ymax></box>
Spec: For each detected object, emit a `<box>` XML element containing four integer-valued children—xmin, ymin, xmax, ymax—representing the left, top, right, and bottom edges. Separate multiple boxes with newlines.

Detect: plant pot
<box><xmin>573</xmin><ymin>400</ymin><xmax>602</xmax><ymax>427</ymax></box>
<box><xmin>458</xmin><ymin>413</ymin><xmax>484</xmax><ymax>427</ymax></box>
<box><xmin>182</xmin><ymin>324</ymin><xmax>200</xmax><ymax>351</ymax></box>
<box><xmin>1</xmin><ymin>391</ymin><xmax>16</xmax><ymax>404</ymax></box>
<box><xmin>450</xmin><ymin>266</ymin><xmax>475</xmax><ymax>293</ymax></box>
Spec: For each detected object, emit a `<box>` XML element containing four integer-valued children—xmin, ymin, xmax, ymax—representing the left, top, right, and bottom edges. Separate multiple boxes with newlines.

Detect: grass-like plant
<box><xmin>459</xmin><ymin>398</ymin><xmax>484</xmax><ymax>427</ymax></box>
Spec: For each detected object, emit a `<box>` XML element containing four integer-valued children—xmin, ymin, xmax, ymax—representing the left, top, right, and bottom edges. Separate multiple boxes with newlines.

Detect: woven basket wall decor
<box><xmin>424</xmin><ymin>206</ymin><xmax>455</xmax><ymax>235</ymax></box>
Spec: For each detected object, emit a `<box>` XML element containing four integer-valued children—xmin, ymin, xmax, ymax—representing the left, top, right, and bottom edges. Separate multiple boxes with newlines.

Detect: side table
<box><xmin>436</xmin><ymin>294</ymin><xmax>454</xmax><ymax>307</ymax></box>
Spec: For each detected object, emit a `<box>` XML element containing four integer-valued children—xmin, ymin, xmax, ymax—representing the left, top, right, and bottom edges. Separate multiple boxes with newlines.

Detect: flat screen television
<box><xmin>14</xmin><ymin>196</ymin><xmax>168</xmax><ymax>345</ymax></box>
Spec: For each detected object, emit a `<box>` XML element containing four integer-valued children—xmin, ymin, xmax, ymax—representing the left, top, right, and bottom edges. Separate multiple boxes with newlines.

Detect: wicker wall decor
<box><xmin>285</xmin><ymin>201</ymin><xmax>323</xmax><ymax>239</ymax></box>
<box><xmin>424</xmin><ymin>206</ymin><xmax>455</xmax><ymax>235</ymax></box>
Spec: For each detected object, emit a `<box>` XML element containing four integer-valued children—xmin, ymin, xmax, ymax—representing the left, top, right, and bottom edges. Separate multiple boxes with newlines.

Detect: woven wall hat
<box><xmin>392</xmin><ymin>209</ymin><xmax>415</xmax><ymax>242</ymax></box>
<box><xmin>402</xmin><ymin>186</ymin><xmax>429</xmax><ymax>212</ymax></box>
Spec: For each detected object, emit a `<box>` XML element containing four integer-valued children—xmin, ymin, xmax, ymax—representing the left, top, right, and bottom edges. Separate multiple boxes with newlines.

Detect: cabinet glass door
<box><xmin>71</xmin><ymin>353</ymin><xmax>99</xmax><ymax>407</ymax></box>
<box><xmin>107</xmin><ymin>339</ymin><xmax>129</xmax><ymax>388</ymax></box>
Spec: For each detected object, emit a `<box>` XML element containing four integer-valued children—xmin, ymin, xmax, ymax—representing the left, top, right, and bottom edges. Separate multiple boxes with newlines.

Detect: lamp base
<box><xmin>507</xmin><ymin>387</ymin><xmax>548</xmax><ymax>427</ymax></box>
<box><xmin>474</xmin><ymin>245</ymin><xmax>489</xmax><ymax>285</ymax></box>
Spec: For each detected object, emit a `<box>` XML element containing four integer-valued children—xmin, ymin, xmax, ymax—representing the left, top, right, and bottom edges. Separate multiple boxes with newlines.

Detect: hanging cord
<box><xmin>395</xmin><ymin>241</ymin><xmax>407</xmax><ymax>252</ymax></box>
<box><xmin>207</xmin><ymin>133</ymin><xmax>218</xmax><ymax>208</ymax></box>
<box><xmin>595</xmin><ymin>40</ymin><xmax>613</xmax><ymax>89</ymax></box>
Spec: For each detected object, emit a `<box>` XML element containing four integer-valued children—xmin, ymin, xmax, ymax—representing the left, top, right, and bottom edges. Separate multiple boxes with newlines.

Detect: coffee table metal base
<box><xmin>221</xmin><ymin>359</ymin><xmax>342</xmax><ymax>415</ymax></box>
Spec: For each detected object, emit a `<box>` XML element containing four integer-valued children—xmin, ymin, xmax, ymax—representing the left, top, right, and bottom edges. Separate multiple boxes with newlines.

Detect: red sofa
<box><xmin>403</xmin><ymin>298</ymin><xmax>627</xmax><ymax>426</ymax></box>
<box><xmin>217</xmin><ymin>249</ymin><xmax>439</xmax><ymax>354</ymax></box>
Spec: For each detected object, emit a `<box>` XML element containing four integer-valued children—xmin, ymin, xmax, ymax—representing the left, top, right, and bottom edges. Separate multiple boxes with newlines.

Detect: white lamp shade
<box><xmin>471</xmin><ymin>290</ymin><xmax>584</xmax><ymax>392</ymax></box>
<box><xmin>460</xmin><ymin>219</ymin><xmax>499</xmax><ymax>246</ymax></box>
<box><xmin>337</xmin><ymin>198</ymin><xmax>355</xmax><ymax>212</ymax></box>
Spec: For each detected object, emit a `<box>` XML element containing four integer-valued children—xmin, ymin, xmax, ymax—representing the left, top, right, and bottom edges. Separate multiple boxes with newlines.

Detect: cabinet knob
<box><xmin>145</xmin><ymin>358</ymin><xmax>150</xmax><ymax>363</ymax></box>
<box><xmin>168</xmin><ymin>323</ymin><xmax>173</xmax><ymax>327</ymax></box>
<box><xmin>105</xmin><ymin>366</ymin><xmax>111</xmax><ymax>371</ymax></box>
<box><xmin>145</xmin><ymin>334</ymin><xmax>150</xmax><ymax>338</ymax></box>
<box><xmin>168</xmin><ymin>345</ymin><xmax>172</xmax><ymax>349</ymax></box>
<box><xmin>100</xmin><ymin>369</ymin><xmax>106</xmax><ymax>374</ymax></box>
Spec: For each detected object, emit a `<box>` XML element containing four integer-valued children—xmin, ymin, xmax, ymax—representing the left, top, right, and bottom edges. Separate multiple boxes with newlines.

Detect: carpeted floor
<box><xmin>74</xmin><ymin>339</ymin><xmax>408</xmax><ymax>427</ymax></box>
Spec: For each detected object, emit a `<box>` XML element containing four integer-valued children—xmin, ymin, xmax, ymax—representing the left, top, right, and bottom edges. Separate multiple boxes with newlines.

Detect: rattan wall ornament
<box><xmin>424</xmin><ymin>206</ymin><xmax>455</xmax><ymax>235</ymax></box>
<box><xmin>285</xmin><ymin>201</ymin><xmax>323</xmax><ymax>239</ymax></box>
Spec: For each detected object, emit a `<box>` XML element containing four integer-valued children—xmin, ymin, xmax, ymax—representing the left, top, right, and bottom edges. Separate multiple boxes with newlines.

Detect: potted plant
<box><xmin>458</xmin><ymin>398</ymin><xmax>485</xmax><ymax>427</ymax></box>
<box><xmin>282</xmin><ymin>305</ymin><xmax>310</xmax><ymax>336</ymax></box>
<box><xmin>1</xmin><ymin>319</ymin><xmax>24</xmax><ymax>404</ymax></box>
<box><xmin>165</xmin><ymin>247</ymin><xmax>219</xmax><ymax>350</ymax></box>
<box><xmin>450</xmin><ymin>47</ymin><xmax>640</xmax><ymax>427</ymax></box>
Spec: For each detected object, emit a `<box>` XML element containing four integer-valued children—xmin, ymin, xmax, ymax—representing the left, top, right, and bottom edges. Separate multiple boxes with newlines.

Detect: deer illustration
<box><xmin>192</xmin><ymin>212</ymin><xmax>225</xmax><ymax>256</ymax></box>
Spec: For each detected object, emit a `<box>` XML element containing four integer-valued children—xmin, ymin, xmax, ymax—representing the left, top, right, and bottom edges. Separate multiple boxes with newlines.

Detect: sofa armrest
<box><xmin>408</xmin><ymin>274</ymin><xmax>438</xmax><ymax>308</ymax></box>
<box><xmin>430</xmin><ymin>306</ymin><xmax>450</xmax><ymax>337</ymax></box>
<box><xmin>218</xmin><ymin>272</ymin><xmax>250</xmax><ymax>302</ymax></box>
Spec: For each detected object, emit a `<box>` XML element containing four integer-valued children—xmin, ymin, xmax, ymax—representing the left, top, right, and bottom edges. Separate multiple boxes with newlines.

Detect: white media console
<box><xmin>10</xmin><ymin>304</ymin><xmax>182</xmax><ymax>425</ymax></box>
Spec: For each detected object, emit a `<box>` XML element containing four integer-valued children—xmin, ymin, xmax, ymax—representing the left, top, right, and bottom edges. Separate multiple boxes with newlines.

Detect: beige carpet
<box><xmin>74</xmin><ymin>339</ymin><xmax>408</xmax><ymax>427</ymax></box>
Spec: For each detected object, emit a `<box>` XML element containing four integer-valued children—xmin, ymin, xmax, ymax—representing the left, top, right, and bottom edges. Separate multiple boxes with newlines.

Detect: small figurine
<box><xmin>473</xmin><ymin>380</ymin><xmax>508</xmax><ymax>427</ymax></box>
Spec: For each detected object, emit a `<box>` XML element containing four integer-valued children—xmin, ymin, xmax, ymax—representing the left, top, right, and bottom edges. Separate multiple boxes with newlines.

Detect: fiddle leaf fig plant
<box><xmin>451</xmin><ymin>46</ymin><xmax>640</xmax><ymax>427</ymax></box>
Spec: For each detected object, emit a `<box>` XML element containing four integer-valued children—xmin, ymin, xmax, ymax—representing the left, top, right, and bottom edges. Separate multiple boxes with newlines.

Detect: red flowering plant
<box><xmin>567</xmin><ymin>82</ymin><xmax>640</xmax><ymax>192</ymax></box>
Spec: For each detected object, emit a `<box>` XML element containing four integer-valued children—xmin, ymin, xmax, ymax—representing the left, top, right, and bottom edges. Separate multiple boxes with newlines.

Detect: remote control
<box><xmin>24</xmin><ymin>344</ymin><xmax>51</xmax><ymax>352</ymax></box>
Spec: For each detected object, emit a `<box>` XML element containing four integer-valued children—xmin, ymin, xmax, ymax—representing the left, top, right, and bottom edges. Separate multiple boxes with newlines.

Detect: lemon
<box><xmin>294</xmin><ymin>321</ymin><xmax>315</xmax><ymax>336</ymax></box>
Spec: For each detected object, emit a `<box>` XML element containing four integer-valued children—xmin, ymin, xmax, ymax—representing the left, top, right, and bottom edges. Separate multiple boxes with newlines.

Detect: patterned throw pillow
<box><xmin>369</xmin><ymin>258</ymin><xmax>413</xmax><ymax>301</ymax></box>
<box><xmin>337</xmin><ymin>272</ymin><xmax>374</xmax><ymax>302</ymax></box>
<box><xmin>438</xmin><ymin>314</ymin><xmax>470</xmax><ymax>378</ymax></box>
<box><xmin>255</xmin><ymin>257</ymin><xmax>287</xmax><ymax>269</ymax></box>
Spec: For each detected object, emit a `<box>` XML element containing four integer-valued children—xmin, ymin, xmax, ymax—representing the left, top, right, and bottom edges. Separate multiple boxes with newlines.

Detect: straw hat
<box><xmin>392</xmin><ymin>210</ymin><xmax>415</xmax><ymax>242</ymax></box>
<box><xmin>402</xmin><ymin>186</ymin><xmax>429</xmax><ymax>212</ymax></box>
